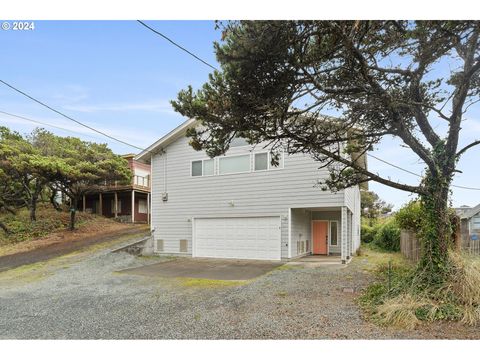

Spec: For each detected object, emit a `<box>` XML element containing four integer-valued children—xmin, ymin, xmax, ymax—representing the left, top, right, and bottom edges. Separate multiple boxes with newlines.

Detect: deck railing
<box><xmin>101</xmin><ymin>175</ymin><xmax>150</xmax><ymax>189</ymax></box>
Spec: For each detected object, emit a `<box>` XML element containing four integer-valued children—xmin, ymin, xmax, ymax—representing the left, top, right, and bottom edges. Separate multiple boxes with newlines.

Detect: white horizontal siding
<box><xmin>151</xmin><ymin>135</ymin><xmax>347</xmax><ymax>258</ymax></box>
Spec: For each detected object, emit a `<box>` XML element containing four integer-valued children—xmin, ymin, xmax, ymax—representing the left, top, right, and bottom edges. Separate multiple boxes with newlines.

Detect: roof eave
<box><xmin>135</xmin><ymin>118</ymin><xmax>198</xmax><ymax>163</ymax></box>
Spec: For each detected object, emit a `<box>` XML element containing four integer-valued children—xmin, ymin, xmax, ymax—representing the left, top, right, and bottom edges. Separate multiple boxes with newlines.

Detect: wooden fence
<box><xmin>400</xmin><ymin>230</ymin><xmax>421</xmax><ymax>262</ymax></box>
<box><xmin>467</xmin><ymin>238</ymin><xmax>480</xmax><ymax>255</ymax></box>
<box><xmin>401</xmin><ymin>225</ymin><xmax>479</xmax><ymax>261</ymax></box>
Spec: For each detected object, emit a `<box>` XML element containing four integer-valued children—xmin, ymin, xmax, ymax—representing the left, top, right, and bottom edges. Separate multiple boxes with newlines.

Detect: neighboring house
<box><xmin>77</xmin><ymin>154</ymin><xmax>151</xmax><ymax>223</ymax></box>
<box><xmin>456</xmin><ymin>204</ymin><xmax>480</xmax><ymax>249</ymax></box>
<box><xmin>136</xmin><ymin>119</ymin><xmax>362</xmax><ymax>263</ymax></box>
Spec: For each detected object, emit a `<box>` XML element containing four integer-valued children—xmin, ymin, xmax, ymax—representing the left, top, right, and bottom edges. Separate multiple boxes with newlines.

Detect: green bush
<box><xmin>373</xmin><ymin>219</ymin><xmax>401</xmax><ymax>251</ymax></box>
<box><xmin>395</xmin><ymin>201</ymin><xmax>423</xmax><ymax>232</ymax></box>
<box><xmin>361</xmin><ymin>224</ymin><xmax>376</xmax><ymax>243</ymax></box>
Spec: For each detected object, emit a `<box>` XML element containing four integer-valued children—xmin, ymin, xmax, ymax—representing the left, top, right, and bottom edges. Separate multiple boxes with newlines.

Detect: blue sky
<box><xmin>1</xmin><ymin>20</ymin><xmax>479</xmax><ymax>209</ymax></box>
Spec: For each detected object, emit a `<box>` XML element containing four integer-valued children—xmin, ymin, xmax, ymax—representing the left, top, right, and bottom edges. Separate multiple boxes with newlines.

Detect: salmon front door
<box><xmin>312</xmin><ymin>221</ymin><xmax>328</xmax><ymax>255</ymax></box>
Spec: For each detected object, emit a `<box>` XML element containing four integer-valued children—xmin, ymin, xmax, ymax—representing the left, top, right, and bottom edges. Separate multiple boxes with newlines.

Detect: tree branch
<box><xmin>457</xmin><ymin>139</ymin><xmax>480</xmax><ymax>158</ymax></box>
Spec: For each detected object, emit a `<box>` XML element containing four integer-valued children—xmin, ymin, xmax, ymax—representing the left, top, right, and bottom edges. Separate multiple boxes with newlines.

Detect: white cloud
<box><xmin>51</xmin><ymin>84</ymin><xmax>90</xmax><ymax>104</ymax></box>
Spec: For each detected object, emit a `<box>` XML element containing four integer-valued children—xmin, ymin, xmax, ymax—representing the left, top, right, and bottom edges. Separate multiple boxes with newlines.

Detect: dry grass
<box><xmin>361</xmin><ymin>249</ymin><xmax>480</xmax><ymax>329</ymax></box>
<box><xmin>376</xmin><ymin>294</ymin><xmax>431</xmax><ymax>330</ymax></box>
<box><xmin>0</xmin><ymin>211</ymin><xmax>143</xmax><ymax>257</ymax></box>
<box><xmin>445</xmin><ymin>252</ymin><xmax>480</xmax><ymax>325</ymax></box>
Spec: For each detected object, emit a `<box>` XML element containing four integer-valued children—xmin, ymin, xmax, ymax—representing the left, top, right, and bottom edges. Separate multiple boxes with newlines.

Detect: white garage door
<box><xmin>193</xmin><ymin>216</ymin><xmax>281</xmax><ymax>260</ymax></box>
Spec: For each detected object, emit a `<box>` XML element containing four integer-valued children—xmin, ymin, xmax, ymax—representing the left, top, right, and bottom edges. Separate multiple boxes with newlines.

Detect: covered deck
<box><xmin>289</xmin><ymin>206</ymin><xmax>357</xmax><ymax>264</ymax></box>
<box><xmin>79</xmin><ymin>188</ymin><xmax>150</xmax><ymax>224</ymax></box>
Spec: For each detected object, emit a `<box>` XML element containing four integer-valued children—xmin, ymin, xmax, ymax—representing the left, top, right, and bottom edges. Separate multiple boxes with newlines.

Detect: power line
<box><xmin>0</xmin><ymin>110</ymin><xmax>106</xmax><ymax>142</ymax></box>
<box><xmin>367</xmin><ymin>153</ymin><xmax>480</xmax><ymax>191</ymax></box>
<box><xmin>0</xmin><ymin>79</ymin><xmax>145</xmax><ymax>151</ymax></box>
<box><xmin>137</xmin><ymin>20</ymin><xmax>218</xmax><ymax>71</ymax></box>
<box><xmin>368</xmin><ymin>153</ymin><xmax>421</xmax><ymax>177</ymax></box>
<box><xmin>133</xmin><ymin>23</ymin><xmax>480</xmax><ymax>190</ymax></box>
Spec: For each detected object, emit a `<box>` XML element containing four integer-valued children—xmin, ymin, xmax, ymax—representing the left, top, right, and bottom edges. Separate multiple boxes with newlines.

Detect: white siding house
<box><xmin>136</xmin><ymin>119</ymin><xmax>362</xmax><ymax>263</ymax></box>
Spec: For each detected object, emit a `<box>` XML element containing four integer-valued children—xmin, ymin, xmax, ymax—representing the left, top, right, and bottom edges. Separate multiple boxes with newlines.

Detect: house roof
<box><xmin>135</xmin><ymin>118</ymin><xmax>197</xmax><ymax>163</ymax></box>
<box><xmin>460</xmin><ymin>203</ymin><xmax>480</xmax><ymax>219</ymax></box>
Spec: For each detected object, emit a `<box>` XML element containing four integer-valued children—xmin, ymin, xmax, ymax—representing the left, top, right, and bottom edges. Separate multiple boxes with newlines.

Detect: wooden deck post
<box><xmin>341</xmin><ymin>206</ymin><xmax>347</xmax><ymax>264</ymax></box>
<box><xmin>99</xmin><ymin>193</ymin><xmax>103</xmax><ymax>216</ymax></box>
<box><xmin>131</xmin><ymin>190</ymin><xmax>135</xmax><ymax>223</ymax></box>
<box><xmin>147</xmin><ymin>193</ymin><xmax>150</xmax><ymax>225</ymax></box>
<box><xmin>114</xmin><ymin>192</ymin><xmax>118</xmax><ymax>218</ymax></box>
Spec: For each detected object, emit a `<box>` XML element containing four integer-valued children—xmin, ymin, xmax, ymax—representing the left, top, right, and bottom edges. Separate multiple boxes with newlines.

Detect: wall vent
<box><xmin>179</xmin><ymin>239</ymin><xmax>188</xmax><ymax>252</ymax></box>
<box><xmin>156</xmin><ymin>239</ymin><xmax>164</xmax><ymax>252</ymax></box>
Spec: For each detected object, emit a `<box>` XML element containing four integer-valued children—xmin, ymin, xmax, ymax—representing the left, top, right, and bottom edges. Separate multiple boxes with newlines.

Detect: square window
<box><xmin>192</xmin><ymin>160</ymin><xmax>202</xmax><ymax>176</ymax></box>
<box><xmin>203</xmin><ymin>159</ymin><xmax>214</xmax><ymax>176</ymax></box>
<box><xmin>254</xmin><ymin>153</ymin><xmax>268</xmax><ymax>171</ymax></box>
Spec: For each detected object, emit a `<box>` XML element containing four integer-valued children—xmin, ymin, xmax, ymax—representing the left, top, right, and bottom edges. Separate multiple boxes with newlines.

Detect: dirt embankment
<box><xmin>0</xmin><ymin>221</ymin><xmax>149</xmax><ymax>272</ymax></box>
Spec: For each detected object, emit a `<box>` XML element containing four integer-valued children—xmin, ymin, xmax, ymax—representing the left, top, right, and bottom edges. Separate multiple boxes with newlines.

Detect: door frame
<box><xmin>311</xmin><ymin>220</ymin><xmax>329</xmax><ymax>255</ymax></box>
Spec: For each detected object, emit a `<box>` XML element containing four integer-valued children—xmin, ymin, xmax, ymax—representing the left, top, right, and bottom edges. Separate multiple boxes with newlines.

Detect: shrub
<box><xmin>395</xmin><ymin>200</ymin><xmax>423</xmax><ymax>232</ymax></box>
<box><xmin>373</xmin><ymin>219</ymin><xmax>401</xmax><ymax>251</ymax></box>
<box><xmin>359</xmin><ymin>249</ymin><xmax>480</xmax><ymax>329</ymax></box>
<box><xmin>361</xmin><ymin>224</ymin><xmax>376</xmax><ymax>243</ymax></box>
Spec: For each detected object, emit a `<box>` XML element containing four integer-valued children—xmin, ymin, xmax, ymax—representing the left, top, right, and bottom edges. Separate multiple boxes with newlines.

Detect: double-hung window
<box><xmin>191</xmin><ymin>159</ymin><xmax>214</xmax><ymax>177</ymax></box>
<box><xmin>254</xmin><ymin>151</ymin><xmax>284</xmax><ymax>171</ymax></box>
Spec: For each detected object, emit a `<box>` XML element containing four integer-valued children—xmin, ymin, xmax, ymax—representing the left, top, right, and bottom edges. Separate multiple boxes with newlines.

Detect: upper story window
<box><xmin>219</xmin><ymin>154</ymin><xmax>250</xmax><ymax>175</ymax></box>
<box><xmin>191</xmin><ymin>150</ymin><xmax>284</xmax><ymax>177</ymax></box>
<box><xmin>254</xmin><ymin>152</ymin><xmax>283</xmax><ymax>171</ymax></box>
<box><xmin>192</xmin><ymin>159</ymin><xmax>214</xmax><ymax>177</ymax></box>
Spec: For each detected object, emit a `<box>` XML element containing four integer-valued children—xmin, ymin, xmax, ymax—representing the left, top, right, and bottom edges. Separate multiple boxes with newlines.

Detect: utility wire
<box><xmin>2</xmin><ymin>106</ymin><xmax>478</xmax><ymax>190</ymax></box>
<box><xmin>367</xmin><ymin>153</ymin><xmax>480</xmax><ymax>190</ymax></box>
<box><xmin>134</xmin><ymin>23</ymin><xmax>479</xmax><ymax>190</ymax></box>
<box><xmin>0</xmin><ymin>79</ymin><xmax>145</xmax><ymax>151</ymax></box>
<box><xmin>0</xmin><ymin>110</ymin><xmax>106</xmax><ymax>142</ymax></box>
<box><xmin>136</xmin><ymin>20</ymin><xmax>218</xmax><ymax>71</ymax></box>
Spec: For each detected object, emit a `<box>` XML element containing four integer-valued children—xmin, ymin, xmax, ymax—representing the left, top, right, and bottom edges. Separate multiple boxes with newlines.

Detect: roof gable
<box><xmin>135</xmin><ymin>118</ymin><xmax>197</xmax><ymax>163</ymax></box>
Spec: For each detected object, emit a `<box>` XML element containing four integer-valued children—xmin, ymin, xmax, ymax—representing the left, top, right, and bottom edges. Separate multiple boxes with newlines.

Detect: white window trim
<box><xmin>329</xmin><ymin>220</ymin><xmax>339</xmax><ymax>247</ymax></box>
<box><xmin>190</xmin><ymin>158</ymin><xmax>216</xmax><ymax>177</ymax></box>
<box><xmin>191</xmin><ymin>149</ymin><xmax>285</xmax><ymax>178</ymax></box>
<box><xmin>217</xmin><ymin>153</ymin><xmax>252</xmax><ymax>176</ymax></box>
<box><xmin>253</xmin><ymin>151</ymin><xmax>284</xmax><ymax>172</ymax></box>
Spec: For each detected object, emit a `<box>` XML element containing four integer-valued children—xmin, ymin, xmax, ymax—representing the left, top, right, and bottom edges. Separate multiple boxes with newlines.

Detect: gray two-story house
<box><xmin>136</xmin><ymin>118</ymin><xmax>362</xmax><ymax>264</ymax></box>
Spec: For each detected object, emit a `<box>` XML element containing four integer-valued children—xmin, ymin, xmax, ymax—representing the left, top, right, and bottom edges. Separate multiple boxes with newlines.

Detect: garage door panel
<box><xmin>194</xmin><ymin>217</ymin><xmax>281</xmax><ymax>260</ymax></box>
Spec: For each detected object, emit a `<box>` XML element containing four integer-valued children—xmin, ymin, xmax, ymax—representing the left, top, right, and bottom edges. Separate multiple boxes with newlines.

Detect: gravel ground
<box><xmin>0</xmin><ymin>243</ymin><xmax>479</xmax><ymax>339</ymax></box>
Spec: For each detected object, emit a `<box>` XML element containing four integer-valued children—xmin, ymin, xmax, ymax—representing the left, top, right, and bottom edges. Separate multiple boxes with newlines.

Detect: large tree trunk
<box><xmin>417</xmin><ymin>177</ymin><xmax>453</xmax><ymax>287</ymax></box>
<box><xmin>29</xmin><ymin>181</ymin><xmax>43</xmax><ymax>222</ymax></box>
<box><xmin>69</xmin><ymin>197</ymin><xmax>77</xmax><ymax>231</ymax></box>
<box><xmin>29</xmin><ymin>196</ymin><xmax>38</xmax><ymax>222</ymax></box>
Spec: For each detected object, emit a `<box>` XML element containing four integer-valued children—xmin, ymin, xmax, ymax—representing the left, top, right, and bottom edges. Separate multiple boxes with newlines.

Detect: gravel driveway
<box><xmin>0</xmin><ymin>241</ymin><xmax>478</xmax><ymax>339</ymax></box>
